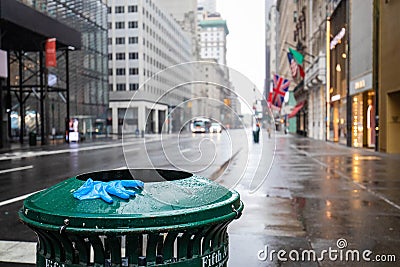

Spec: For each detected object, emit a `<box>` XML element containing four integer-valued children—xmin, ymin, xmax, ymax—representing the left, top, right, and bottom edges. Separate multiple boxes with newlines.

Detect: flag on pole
<box><xmin>287</xmin><ymin>52</ymin><xmax>298</xmax><ymax>79</ymax></box>
<box><xmin>271</xmin><ymin>74</ymin><xmax>290</xmax><ymax>108</ymax></box>
<box><xmin>298</xmin><ymin>64</ymin><xmax>305</xmax><ymax>79</ymax></box>
<box><xmin>289</xmin><ymin>47</ymin><xmax>304</xmax><ymax>65</ymax></box>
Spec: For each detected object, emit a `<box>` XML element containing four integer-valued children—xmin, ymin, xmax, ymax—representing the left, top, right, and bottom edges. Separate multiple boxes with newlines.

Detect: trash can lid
<box><xmin>19</xmin><ymin>169</ymin><xmax>242</xmax><ymax>233</ymax></box>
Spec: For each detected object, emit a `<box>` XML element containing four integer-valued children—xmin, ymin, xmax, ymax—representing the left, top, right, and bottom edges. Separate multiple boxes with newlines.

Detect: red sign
<box><xmin>45</xmin><ymin>38</ymin><xmax>57</xmax><ymax>67</ymax></box>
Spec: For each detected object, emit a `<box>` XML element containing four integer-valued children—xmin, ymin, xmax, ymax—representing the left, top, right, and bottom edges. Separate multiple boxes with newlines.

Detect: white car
<box><xmin>209</xmin><ymin>123</ymin><xmax>222</xmax><ymax>133</ymax></box>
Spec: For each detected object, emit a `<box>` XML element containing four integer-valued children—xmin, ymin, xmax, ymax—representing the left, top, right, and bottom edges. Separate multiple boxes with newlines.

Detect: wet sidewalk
<box><xmin>226</xmin><ymin>130</ymin><xmax>400</xmax><ymax>266</ymax></box>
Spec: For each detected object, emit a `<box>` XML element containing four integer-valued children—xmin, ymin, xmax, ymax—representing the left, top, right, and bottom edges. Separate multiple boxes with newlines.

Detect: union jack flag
<box><xmin>271</xmin><ymin>74</ymin><xmax>290</xmax><ymax>108</ymax></box>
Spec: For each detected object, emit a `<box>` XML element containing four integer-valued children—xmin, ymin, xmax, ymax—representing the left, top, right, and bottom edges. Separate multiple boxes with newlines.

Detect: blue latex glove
<box><xmin>73</xmin><ymin>178</ymin><xmax>144</xmax><ymax>203</ymax></box>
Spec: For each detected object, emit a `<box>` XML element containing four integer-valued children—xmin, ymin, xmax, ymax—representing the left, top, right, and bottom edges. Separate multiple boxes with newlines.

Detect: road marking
<box><xmin>180</xmin><ymin>148</ymin><xmax>191</xmax><ymax>153</ymax></box>
<box><xmin>0</xmin><ymin>137</ymin><xmax>166</xmax><ymax>161</ymax></box>
<box><xmin>0</xmin><ymin>240</ymin><xmax>36</xmax><ymax>264</ymax></box>
<box><xmin>0</xmin><ymin>165</ymin><xmax>33</xmax><ymax>174</ymax></box>
<box><xmin>0</xmin><ymin>190</ymin><xmax>42</xmax><ymax>207</ymax></box>
<box><xmin>124</xmin><ymin>147</ymin><xmax>140</xmax><ymax>153</ymax></box>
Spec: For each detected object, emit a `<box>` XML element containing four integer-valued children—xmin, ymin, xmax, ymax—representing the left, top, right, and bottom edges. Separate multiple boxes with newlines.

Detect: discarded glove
<box><xmin>73</xmin><ymin>178</ymin><xmax>144</xmax><ymax>203</ymax></box>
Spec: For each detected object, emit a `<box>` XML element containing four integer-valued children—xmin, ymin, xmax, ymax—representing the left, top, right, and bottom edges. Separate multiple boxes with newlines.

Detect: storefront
<box><xmin>350</xmin><ymin>74</ymin><xmax>376</xmax><ymax>148</ymax></box>
<box><xmin>327</xmin><ymin>0</ymin><xmax>348</xmax><ymax>145</ymax></box>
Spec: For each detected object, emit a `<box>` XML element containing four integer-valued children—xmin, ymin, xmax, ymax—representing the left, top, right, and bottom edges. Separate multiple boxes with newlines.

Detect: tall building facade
<box><xmin>156</xmin><ymin>0</ymin><xmax>199</xmax><ymax>60</ymax></box>
<box><xmin>108</xmin><ymin>0</ymin><xmax>192</xmax><ymax>135</ymax></box>
<box><xmin>276</xmin><ymin>0</ymin><xmax>300</xmax><ymax>133</ymax></box>
<box><xmin>0</xmin><ymin>0</ymin><xmax>108</xmax><ymax>147</ymax></box>
<box><xmin>198</xmin><ymin>13</ymin><xmax>229</xmax><ymax>66</ymax></box>
<box><xmin>327</xmin><ymin>0</ymin><xmax>349</xmax><ymax>145</ymax></box>
<box><xmin>377</xmin><ymin>0</ymin><xmax>400</xmax><ymax>153</ymax></box>
<box><xmin>349</xmin><ymin>0</ymin><xmax>375</xmax><ymax>148</ymax></box>
<box><xmin>304</xmin><ymin>0</ymin><xmax>327</xmax><ymax>141</ymax></box>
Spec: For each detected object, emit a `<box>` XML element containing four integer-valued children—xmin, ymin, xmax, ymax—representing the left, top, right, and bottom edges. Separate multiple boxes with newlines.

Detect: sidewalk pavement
<box><xmin>227</xmin><ymin>130</ymin><xmax>400</xmax><ymax>266</ymax></box>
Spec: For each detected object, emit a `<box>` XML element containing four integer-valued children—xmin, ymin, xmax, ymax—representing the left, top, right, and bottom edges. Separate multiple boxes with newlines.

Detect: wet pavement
<box><xmin>226</xmin><ymin>130</ymin><xmax>400</xmax><ymax>266</ymax></box>
<box><xmin>1</xmin><ymin>129</ymin><xmax>400</xmax><ymax>266</ymax></box>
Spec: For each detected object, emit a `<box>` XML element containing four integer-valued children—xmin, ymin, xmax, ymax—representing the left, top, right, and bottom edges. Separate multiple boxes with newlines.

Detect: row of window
<box><xmin>111</xmin><ymin>21</ymin><xmax>138</xmax><ymax>29</ymax></box>
<box><xmin>108</xmin><ymin>36</ymin><xmax>138</xmax><ymax>45</ymax></box>
<box><xmin>111</xmin><ymin>83</ymin><xmax>139</xmax><ymax>91</ymax></box>
<box><xmin>109</xmin><ymin>5</ymin><xmax>138</xmax><ymax>14</ymax></box>
<box><xmin>110</xmin><ymin>68</ymin><xmax>139</xmax><ymax>75</ymax></box>
<box><xmin>109</xmin><ymin>52</ymin><xmax>139</xmax><ymax>60</ymax></box>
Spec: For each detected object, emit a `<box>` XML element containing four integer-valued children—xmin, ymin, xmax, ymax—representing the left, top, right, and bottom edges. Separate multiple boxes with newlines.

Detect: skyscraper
<box><xmin>108</xmin><ymin>0</ymin><xmax>192</xmax><ymax>135</ymax></box>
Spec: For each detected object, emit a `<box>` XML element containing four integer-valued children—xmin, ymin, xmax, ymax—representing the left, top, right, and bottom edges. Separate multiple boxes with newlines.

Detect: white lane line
<box><xmin>0</xmin><ymin>240</ymin><xmax>36</xmax><ymax>264</ymax></box>
<box><xmin>180</xmin><ymin>148</ymin><xmax>191</xmax><ymax>153</ymax></box>
<box><xmin>0</xmin><ymin>140</ymin><xmax>151</xmax><ymax>161</ymax></box>
<box><xmin>124</xmin><ymin>147</ymin><xmax>140</xmax><ymax>153</ymax></box>
<box><xmin>0</xmin><ymin>165</ymin><xmax>33</xmax><ymax>174</ymax></box>
<box><xmin>0</xmin><ymin>190</ymin><xmax>42</xmax><ymax>207</ymax></box>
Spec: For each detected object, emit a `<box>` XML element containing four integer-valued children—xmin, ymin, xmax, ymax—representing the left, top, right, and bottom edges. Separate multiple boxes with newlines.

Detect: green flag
<box><xmin>289</xmin><ymin>47</ymin><xmax>304</xmax><ymax>65</ymax></box>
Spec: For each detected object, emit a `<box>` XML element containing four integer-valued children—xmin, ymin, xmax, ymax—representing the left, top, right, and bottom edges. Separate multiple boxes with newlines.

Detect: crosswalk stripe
<box><xmin>0</xmin><ymin>240</ymin><xmax>36</xmax><ymax>264</ymax></box>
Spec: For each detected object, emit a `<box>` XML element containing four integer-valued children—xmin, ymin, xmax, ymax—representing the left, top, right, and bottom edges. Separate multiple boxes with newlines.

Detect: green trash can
<box><xmin>19</xmin><ymin>169</ymin><xmax>243</xmax><ymax>267</ymax></box>
<box><xmin>29</xmin><ymin>131</ymin><xmax>37</xmax><ymax>146</ymax></box>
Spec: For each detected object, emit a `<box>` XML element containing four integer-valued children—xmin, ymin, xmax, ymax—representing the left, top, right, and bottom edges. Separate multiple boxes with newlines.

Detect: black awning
<box><xmin>0</xmin><ymin>0</ymin><xmax>81</xmax><ymax>51</ymax></box>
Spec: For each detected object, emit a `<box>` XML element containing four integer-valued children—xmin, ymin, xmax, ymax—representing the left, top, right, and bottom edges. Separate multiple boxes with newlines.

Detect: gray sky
<box><xmin>217</xmin><ymin>0</ymin><xmax>266</xmax><ymax>95</ymax></box>
<box><xmin>216</xmin><ymin>0</ymin><xmax>266</xmax><ymax>114</ymax></box>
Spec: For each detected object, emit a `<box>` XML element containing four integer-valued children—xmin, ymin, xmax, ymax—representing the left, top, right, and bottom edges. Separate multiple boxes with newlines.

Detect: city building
<box><xmin>0</xmin><ymin>0</ymin><xmax>108</xmax><ymax>147</ymax></box>
<box><xmin>349</xmin><ymin>0</ymin><xmax>375</xmax><ymax>148</ymax></box>
<box><xmin>304</xmin><ymin>0</ymin><xmax>327</xmax><ymax>141</ymax></box>
<box><xmin>276</xmin><ymin>0</ymin><xmax>301</xmax><ymax>133</ymax></box>
<box><xmin>156</xmin><ymin>0</ymin><xmax>199</xmax><ymax>60</ymax></box>
<box><xmin>377</xmin><ymin>0</ymin><xmax>400</xmax><ymax>153</ymax></box>
<box><xmin>196</xmin><ymin>8</ymin><xmax>236</xmax><ymax>127</ymax></box>
<box><xmin>198</xmin><ymin>12</ymin><xmax>229</xmax><ymax>66</ymax></box>
<box><xmin>327</xmin><ymin>0</ymin><xmax>349</xmax><ymax>145</ymax></box>
<box><xmin>108</xmin><ymin>0</ymin><xmax>192</xmax><ymax>135</ymax></box>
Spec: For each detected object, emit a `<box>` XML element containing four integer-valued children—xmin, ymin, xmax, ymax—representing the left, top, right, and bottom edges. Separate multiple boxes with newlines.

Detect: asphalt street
<box><xmin>0</xmin><ymin>129</ymin><xmax>399</xmax><ymax>266</ymax></box>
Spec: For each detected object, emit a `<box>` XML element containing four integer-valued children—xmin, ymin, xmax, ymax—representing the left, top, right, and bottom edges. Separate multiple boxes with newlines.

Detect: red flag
<box><xmin>45</xmin><ymin>38</ymin><xmax>57</xmax><ymax>67</ymax></box>
<box><xmin>298</xmin><ymin>64</ymin><xmax>305</xmax><ymax>79</ymax></box>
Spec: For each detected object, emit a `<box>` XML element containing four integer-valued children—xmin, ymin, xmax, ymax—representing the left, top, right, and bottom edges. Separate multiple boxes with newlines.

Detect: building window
<box><xmin>116</xmin><ymin>68</ymin><xmax>125</xmax><ymax>75</ymax></box>
<box><xmin>116</xmin><ymin>84</ymin><xmax>126</xmax><ymax>91</ymax></box>
<box><xmin>129</xmin><ymin>83</ymin><xmax>139</xmax><ymax>90</ymax></box>
<box><xmin>108</xmin><ymin>22</ymin><xmax>112</xmax><ymax>29</ymax></box>
<box><xmin>108</xmin><ymin>7</ymin><xmax>112</xmax><ymax>13</ymax></box>
<box><xmin>116</xmin><ymin>53</ymin><xmax>125</xmax><ymax>60</ymax></box>
<box><xmin>128</xmin><ymin>21</ymin><xmax>138</xmax><ymax>28</ymax></box>
<box><xmin>116</xmin><ymin>37</ymin><xmax>125</xmax><ymax>44</ymax></box>
<box><xmin>108</xmin><ymin>68</ymin><xmax>113</xmax><ymax>75</ymax></box>
<box><xmin>129</xmin><ymin>68</ymin><xmax>139</xmax><ymax>75</ymax></box>
<box><xmin>108</xmin><ymin>54</ymin><xmax>112</xmax><ymax>60</ymax></box>
<box><xmin>129</xmin><ymin>52</ymin><xmax>139</xmax><ymax>59</ymax></box>
<box><xmin>115</xmin><ymin>21</ymin><xmax>125</xmax><ymax>29</ymax></box>
<box><xmin>128</xmin><ymin>5</ymin><xmax>138</xmax><ymax>12</ymax></box>
<box><xmin>129</xmin><ymin>37</ymin><xmax>138</xmax><ymax>44</ymax></box>
<box><xmin>115</xmin><ymin>6</ymin><xmax>125</xmax><ymax>13</ymax></box>
<box><xmin>108</xmin><ymin>38</ymin><xmax>112</xmax><ymax>45</ymax></box>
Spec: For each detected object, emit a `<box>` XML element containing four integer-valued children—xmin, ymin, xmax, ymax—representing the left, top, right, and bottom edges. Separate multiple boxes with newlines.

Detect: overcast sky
<box><xmin>217</xmin><ymin>0</ymin><xmax>266</xmax><ymax>93</ymax></box>
<box><xmin>216</xmin><ymin>0</ymin><xmax>266</xmax><ymax>113</ymax></box>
